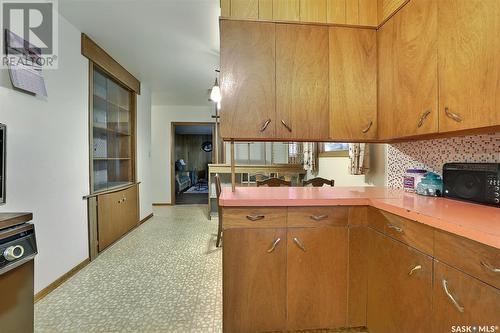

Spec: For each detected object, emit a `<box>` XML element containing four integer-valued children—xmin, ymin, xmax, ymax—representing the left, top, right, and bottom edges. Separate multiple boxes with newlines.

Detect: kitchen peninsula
<box><xmin>220</xmin><ymin>187</ymin><xmax>500</xmax><ymax>333</ymax></box>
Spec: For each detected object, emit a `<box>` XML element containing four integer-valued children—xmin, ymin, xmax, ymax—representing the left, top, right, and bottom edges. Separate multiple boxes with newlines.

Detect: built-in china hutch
<box><xmin>82</xmin><ymin>34</ymin><xmax>141</xmax><ymax>259</ymax></box>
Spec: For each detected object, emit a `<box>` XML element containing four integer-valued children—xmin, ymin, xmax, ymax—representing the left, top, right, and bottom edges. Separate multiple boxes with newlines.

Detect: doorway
<box><xmin>171</xmin><ymin>122</ymin><xmax>215</xmax><ymax>205</ymax></box>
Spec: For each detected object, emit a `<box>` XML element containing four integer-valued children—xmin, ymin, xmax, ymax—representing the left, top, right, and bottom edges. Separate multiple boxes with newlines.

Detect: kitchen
<box><xmin>0</xmin><ymin>0</ymin><xmax>498</xmax><ymax>332</ymax></box>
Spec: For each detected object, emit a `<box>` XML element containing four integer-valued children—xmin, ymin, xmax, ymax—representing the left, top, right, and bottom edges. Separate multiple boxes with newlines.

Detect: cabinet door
<box><xmin>230</xmin><ymin>0</ymin><xmax>258</xmax><ymax>19</ymax></box>
<box><xmin>438</xmin><ymin>0</ymin><xmax>500</xmax><ymax>132</ymax></box>
<box><xmin>276</xmin><ymin>24</ymin><xmax>329</xmax><ymax>141</ymax></box>
<box><xmin>367</xmin><ymin>230</ymin><xmax>433</xmax><ymax>333</ymax></box>
<box><xmin>223</xmin><ymin>228</ymin><xmax>287</xmax><ymax>333</ymax></box>
<box><xmin>273</xmin><ymin>0</ymin><xmax>300</xmax><ymax>21</ymax></box>
<box><xmin>220</xmin><ymin>21</ymin><xmax>276</xmax><ymax>140</ymax></box>
<box><xmin>330</xmin><ymin>27</ymin><xmax>377</xmax><ymax>140</ymax></box>
<box><xmin>287</xmin><ymin>227</ymin><xmax>348</xmax><ymax>330</ymax></box>
<box><xmin>433</xmin><ymin>261</ymin><xmax>500</xmax><ymax>332</ymax></box>
<box><xmin>121</xmin><ymin>184</ymin><xmax>139</xmax><ymax>232</ymax></box>
<box><xmin>300</xmin><ymin>0</ymin><xmax>327</xmax><ymax>23</ymax></box>
<box><xmin>97</xmin><ymin>190</ymin><xmax>124</xmax><ymax>251</ymax></box>
<box><xmin>378</xmin><ymin>0</ymin><xmax>438</xmax><ymax>139</ymax></box>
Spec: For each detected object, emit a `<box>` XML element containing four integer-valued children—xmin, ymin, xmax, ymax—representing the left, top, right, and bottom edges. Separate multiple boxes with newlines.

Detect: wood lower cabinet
<box><xmin>220</xmin><ymin>20</ymin><xmax>276</xmax><ymax>140</ymax></box>
<box><xmin>287</xmin><ymin>227</ymin><xmax>348</xmax><ymax>330</ymax></box>
<box><xmin>97</xmin><ymin>184</ymin><xmax>139</xmax><ymax>251</ymax></box>
<box><xmin>367</xmin><ymin>229</ymin><xmax>433</xmax><ymax>333</ymax></box>
<box><xmin>438</xmin><ymin>0</ymin><xmax>500</xmax><ymax>132</ymax></box>
<box><xmin>223</xmin><ymin>228</ymin><xmax>287</xmax><ymax>333</ymax></box>
<box><xmin>276</xmin><ymin>24</ymin><xmax>329</xmax><ymax>141</ymax></box>
<box><xmin>378</xmin><ymin>0</ymin><xmax>438</xmax><ymax>139</ymax></box>
<box><xmin>433</xmin><ymin>261</ymin><xmax>500</xmax><ymax>332</ymax></box>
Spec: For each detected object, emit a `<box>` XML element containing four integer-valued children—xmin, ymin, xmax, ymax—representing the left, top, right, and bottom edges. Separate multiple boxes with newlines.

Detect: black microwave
<box><xmin>0</xmin><ymin>124</ymin><xmax>5</xmax><ymax>204</ymax></box>
<box><xmin>443</xmin><ymin>163</ymin><xmax>500</xmax><ymax>207</ymax></box>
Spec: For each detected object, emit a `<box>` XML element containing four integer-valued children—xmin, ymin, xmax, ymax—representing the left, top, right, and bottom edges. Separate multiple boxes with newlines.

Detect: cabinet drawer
<box><xmin>435</xmin><ymin>230</ymin><xmax>500</xmax><ymax>289</ymax></box>
<box><xmin>222</xmin><ymin>207</ymin><xmax>287</xmax><ymax>229</ymax></box>
<box><xmin>287</xmin><ymin>207</ymin><xmax>348</xmax><ymax>228</ymax></box>
<box><xmin>368</xmin><ymin>208</ymin><xmax>434</xmax><ymax>255</ymax></box>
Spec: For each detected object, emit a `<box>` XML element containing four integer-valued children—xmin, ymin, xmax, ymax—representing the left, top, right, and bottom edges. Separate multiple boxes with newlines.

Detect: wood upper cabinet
<box><xmin>223</xmin><ymin>228</ymin><xmax>287</xmax><ymax>333</ymax></box>
<box><xmin>378</xmin><ymin>0</ymin><xmax>408</xmax><ymax>23</ymax></box>
<box><xmin>438</xmin><ymin>0</ymin><xmax>500</xmax><ymax>132</ymax></box>
<box><xmin>378</xmin><ymin>0</ymin><xmax>438</xmax><ymax>139</ymax></box>
<box><xmin>433</xmin><ymin>261</ymin><xmax>500</xmax><ymax>332</ymax></box>
<box><xmin>220</xmin><ymin>20</ymin><xmax>276</xmax><ymax>140</ymax></box>
<box><xmin>276</xmin><ymin>24</ymin><xmax>329</xmax><ymax>141</ymax></box>
<box><xmin>274</xmin><ymin>0</ymin><xmax>300</xmax><ymax>21</ymax></box>
<box><xmin>330</xmin><ymin>27</ymin><xmax>377</xmax><ymax>140</ymax></box>
<box><xmin>287</xmin><ymin>227</ymin><xmax>348</xmax><ymax>330</ymax></box>
<box><xmin>367</xmin><ymin>230</ymin><xmax>433</xmax><ymax>333</ymax></box>
<box><xmin>300</xmin><ymin>0</ymin><xmax>327</xmax><ymax>23</ymax></box>
<box><xmin>230</xmin><ymin>0</ymin><xmax>258</xmax><ymax>19</ymax></box>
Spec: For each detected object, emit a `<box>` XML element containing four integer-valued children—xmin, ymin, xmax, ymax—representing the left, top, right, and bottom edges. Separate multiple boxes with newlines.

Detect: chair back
<box><xmin>256</xmin><ymin>177</ymin><xmax>292</xmax><ymax>187</ymax></box>
<box><xmin>303</xmin><ymin>177</ymin><xmax>335</xmax><ymax>187</ymax></box>
<box><xmin>215</xmin><ymin>174</ymin><xmax>222</xmax><ymax>199</ymax></box>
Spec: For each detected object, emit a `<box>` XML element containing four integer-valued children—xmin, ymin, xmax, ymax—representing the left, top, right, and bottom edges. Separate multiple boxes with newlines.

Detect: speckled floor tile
<box><xmin>35</xmin><ymin>205</ymin><xmax>367</xmax><ymax>333</ymax></box>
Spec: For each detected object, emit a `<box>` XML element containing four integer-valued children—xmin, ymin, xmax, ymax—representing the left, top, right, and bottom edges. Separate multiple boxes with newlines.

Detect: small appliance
<box><xmin>443</xmin><ymin>163</ymin><xmax>500</xmax><ymax>207</ymax></box>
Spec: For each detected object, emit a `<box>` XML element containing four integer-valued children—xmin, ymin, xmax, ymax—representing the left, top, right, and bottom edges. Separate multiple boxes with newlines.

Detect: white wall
<box><xmin>0</xmin><ymin>15</ymin><xmax>89</xmax><ymax>293</ymax></box>
<box><xmin>136</xmin><ymin>85</ymin><xmax>153</xmax><ymax>219</ymax></box>
<box><xmin>151</xmin><ymin>105</ymin><xmax>214</xmax><ymax>204</ymax></box>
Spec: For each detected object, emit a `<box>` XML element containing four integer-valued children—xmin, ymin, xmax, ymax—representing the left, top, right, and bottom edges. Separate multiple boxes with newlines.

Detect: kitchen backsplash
<box><xmin>387</xmin><ymin>133</ymin><xmax>500</xmax><ymax>188</ymax></box>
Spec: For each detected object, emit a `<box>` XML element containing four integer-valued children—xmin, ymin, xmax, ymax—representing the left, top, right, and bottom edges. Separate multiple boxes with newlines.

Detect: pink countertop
<box><xmin>220</xmin><ymin>187</ymin><xmax>500</xmax><ymax>249</ymax></box>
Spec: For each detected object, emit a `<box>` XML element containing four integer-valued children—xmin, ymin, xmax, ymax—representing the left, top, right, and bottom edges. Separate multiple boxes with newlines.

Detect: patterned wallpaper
<box><xmin>386</xmin><ymin>133</ymin><xmax>500</xmax><ymax>188</ymax></box>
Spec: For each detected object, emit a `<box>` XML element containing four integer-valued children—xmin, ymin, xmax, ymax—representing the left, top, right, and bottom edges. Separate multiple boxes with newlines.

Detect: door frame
<box><xmin>170</xmin><ymin>122</ymin><xmax>216</xmax><ymax>205</ymax></box>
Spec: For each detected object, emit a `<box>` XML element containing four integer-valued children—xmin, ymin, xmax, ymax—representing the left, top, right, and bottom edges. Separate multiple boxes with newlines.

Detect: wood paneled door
<box><xmin>223</xmin><ymin>228</ymin><xmax>287</xmax><ymax>333</ymax></box>
<box><xmin>276</xmin><ymin>24</ymin><xmax>329</xmax><ymax>141</ymax></box>
<box><xmin>220</xmin><ymin>20</ymin><xmax>276</xmax><ymax>140</ymax></box>
<box><xmin>367</xmin><ymin>230</ymin><xmax>433</xmax><ymax>333</ymax></box>
<box><xmin>433</xmin><ymin>261</ymin><xmax>500</xmax><ymax>332</ymax></box>
<box><xmin>377</xmin><ymin>0</ymin><xmax>438</xmax><ymax>139</ymax></box>
<box><xmin>287</xmin><ymin>227</ymin><xmax>348</xmax><ymax>330</ymax></box>
<box><xmin>438</xmin><ymin>0</ymin><xmax>500</xmax><ymax>132</ymax></box>
<box><xmin>330</xmin><ymin>27</ymin><xmax>377</xmax><ymax>141</ymax></box>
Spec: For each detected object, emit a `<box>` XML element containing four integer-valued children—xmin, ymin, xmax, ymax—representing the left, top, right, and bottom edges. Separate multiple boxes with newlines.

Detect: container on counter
<box><xmin>416</xmin><ymin>172</ymin><xmax>443</xmax><ymax>197</ymax></box>
<box><xmin>403</xmin><ymin>169</ymin><xmax>427</xmax><ymax>192</ymax></box>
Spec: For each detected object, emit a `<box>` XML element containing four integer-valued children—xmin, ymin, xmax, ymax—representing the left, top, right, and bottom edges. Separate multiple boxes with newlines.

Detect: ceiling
<box><xmin>59</xmin><ymin>0</ymin><xmax>220</xmax><ymax>106</ymax></box>
<box><xmin>175</xmin><ymin>125</ymin><xmax>213</xmax><ymax>135</ymax></box>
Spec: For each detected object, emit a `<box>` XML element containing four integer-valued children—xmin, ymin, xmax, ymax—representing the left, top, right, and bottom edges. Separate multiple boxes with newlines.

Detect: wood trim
<box><xmin>153</xmin><ymin>203</ymin><xmax>172</xmax><ymax>206</ymax></box>
<box><xmin>83</xmin><ymin>182</ymin><xmax>141</xmax><ymax>199</ymax></box>
<box><xmin>34</xmin><ymin>258</ymin><xmax>90</xmax><ymax>303</ymax></box>
<box><xmin>81</xmin><ymin>33</ymin><xmax>141</xmax><ymax>94</ymax></box>
<box><xmin>319</xmin><ymin>151</ymin><xmax>349</xmax><ymax>157</ymax></box>
<box><xmin>139</xmin><ymin>213</ymin><xmax>154</xmax><ymax>225</ymax></box>
<box><xmin>220</xmin><ymin>16</ymin><xmax>378</xmax><ymax>29</ymax></box>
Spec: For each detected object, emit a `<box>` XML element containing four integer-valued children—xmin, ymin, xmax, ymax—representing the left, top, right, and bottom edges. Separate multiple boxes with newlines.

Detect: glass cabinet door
<box><xmin>91</xmin><ymin>67</ymin><xmax>134</xmax><ymax>193</ymax></box>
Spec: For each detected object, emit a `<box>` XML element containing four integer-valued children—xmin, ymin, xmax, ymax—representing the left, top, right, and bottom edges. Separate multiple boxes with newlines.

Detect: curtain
<box><xmin>303</xmin><ymin>142</ymin><xmax>319</xmax><ymax>175</ymax></box>
<box><xmin>349</xmin><ymin>143</ymin><xmax>370</xmax><ymax>175</ymax></box>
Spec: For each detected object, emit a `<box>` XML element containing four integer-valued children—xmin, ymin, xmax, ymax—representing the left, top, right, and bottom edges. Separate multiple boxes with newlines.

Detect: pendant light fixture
<box><xmin>209</xmin><ymin>69</ymin><xmax>221</xmax><ymax>103</ymax></box>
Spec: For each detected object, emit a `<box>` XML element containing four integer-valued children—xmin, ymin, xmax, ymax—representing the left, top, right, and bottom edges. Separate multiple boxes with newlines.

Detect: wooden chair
<box><xmin>303</xmin><ymin>177</ymin><xmax>335</xmax><ymax>187</ymax></box>
<box><xmin>256</xmin><ymin>177</ymin><xmax>292</xmax><ymax>187</ymax></box>
<box><xmin>215</xmin><ymin>174</ymin><xmax>223</xmax><ymax>247</ymax></box>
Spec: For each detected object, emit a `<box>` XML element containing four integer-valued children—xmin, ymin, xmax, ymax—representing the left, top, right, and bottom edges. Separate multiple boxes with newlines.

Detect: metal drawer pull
<box><xmin>246</xmin><ymin>215</ymin><xmax>265</xmax><ymax>221</ymax></box>
<box><xmin>362</xmin><ymin>121</ymin><xmax>373</xmax><ymax>134</ymax></box>
<box><xmin>310</xmin><ymin>214</ymin><xmax>328</xmax><ymax>221</ymax></box>
<box><xmin>293</xmin><ymin>237</ymin><xmax>306</xmax><ymax>252</ymax></box>
<box><xmin>281</xmin><ymin>120</ymin><xmax>292</xmax><ymax>133</ymax></box>
<box><xmin>444</xmin><ymin>107</ymin><xmax>463</xmax><ymax>123</ymax></box>
<box><xmin>260</xmin><ymin>119</ymin><xmax>271</xmax><ymax>132</ymax></box>
<box><xmin>442</xmin><ymin>279</ymin><xmax>464</xmax><ymax>313</ymax></box>
<box><xmin>481</xmin><ymin>261</ymin><xmax>500</xmax><ymax>273</ymax></box>
<box><xmin>267</xmin><ymin>238</ymin><xmax>281</xmax><ymax>253</ymax></box>
<box><xmin>417</xmin><ymin>110</ymin><xmax>432</xmax><ymax>128</ymax></box>
<box><xmin>387</xmin><ymin>224</ymin><xmax>404</xmax><ymax>233</ymax></box>
<box><xmin>408</xmin><ymin>265</ymin><xmax>422</xmax><ymax>276</ymax></box>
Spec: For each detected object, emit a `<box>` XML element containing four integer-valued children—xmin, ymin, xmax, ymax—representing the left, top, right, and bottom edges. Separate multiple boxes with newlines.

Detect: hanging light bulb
<box><xmin>210</xmin><ymin>76</ymin><xmax>221</xmax><ymax>103</ymax></box>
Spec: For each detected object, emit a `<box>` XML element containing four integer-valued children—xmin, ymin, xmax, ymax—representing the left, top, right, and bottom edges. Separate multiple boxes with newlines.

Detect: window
<box><xmin>319</xmin><ymin>143</ymin><xmax>349</xmax><ymax>157</ymax></box>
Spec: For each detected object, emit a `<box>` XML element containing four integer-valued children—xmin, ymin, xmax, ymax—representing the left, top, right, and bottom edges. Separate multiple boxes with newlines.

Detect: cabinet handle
<box><xmin>310</xmin><ymin>214</ymin><xmax>328</xmax><ymax>221</ymax></box>
<box><xmin>362</xmin><ymin>121</ymin><xmax>373</xmax><ymax>134</ymax></box>
<box><xmin>260</xmin><ymin>119</ymin><xmax>272</xmax><ymax>132</ymax></box>
<box><xmin>117</xmin><ymin>199</ymin><xmax>122</xmax><ymax>204</ymax></box>
<box><xmin>444</xmin><ymin>107</ymin><xmax>463</xmax><ymax>123</ymax></box>
<box><xmin>442</xmin><ymin>279</ymin><xmax>464</xmax><ymax>313</ymax></box>
<box><xmin>408</xmin><ymin>265</ymin><xmax>422</xmax><ymax>276</ymax></box>
<box><xmin>267</xmin><ymin>238</ymin><xmax>281</xmax><ymax>253</ymax></box>
<box><xmin>387</xmin><ymin>224</ymin><xmax>404</xmax><ymax>233</ymax></box>
<box><xmin>293</xmin><ymin>237</ymin><xmax>306</xmax><ymax>252</ymax></box>
<box><xmin>481</xmin><ymin>261</ymin><xmax>500</xmax><ymax>273</ymax></box>
<box><xmin>281</xmin><ymin>120</ymin><xmax>292</xmax><ymax>133</ymax></box>
<box><xmin>417</xmin><ymin>110</ymin><xmax>432</xmax><ymax>128</ymax></box>
<box><xmin>246</xmin><ymin>215</ymin><xmax>265</xmax><ymax>221</ymax></box>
